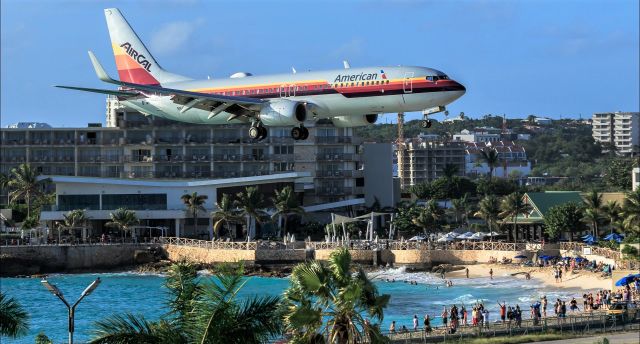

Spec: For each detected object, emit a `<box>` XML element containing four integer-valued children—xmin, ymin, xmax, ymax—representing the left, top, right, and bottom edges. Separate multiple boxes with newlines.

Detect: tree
<box><xmin>409</xmin><ymin>182</ymin><xmax>431</xmax><ymax>200</ymax></box>
<box><xmin>0</xmin><ymin>291</ymin><xmax>29</xmax><ymax>339</ymax></box>
<box><xmin>449</xmin><ymin>194</ymin><xmax>470</xmax><ymax>228</ymax></box>
<box><xmin>281</xmin><ymin>248</ymin><xmax>390</xmax><ymax>343</ymax></box>
<box><xmin>181</xmin><ymin>192</ymin><xmax>208</xmax><ymax>237</ymax></box>
<box><xmin>480</xmin><ymin>148</ymin><xmax>500</xmax><ymax>178</ymax></box>
<box><xmin>601</xmin><ymin>201</ymin><xmax>621</xmax><ymax>235</ymax></box>
<box><xmin>544</xmin><ymin>202</ymin><xmax>584</xmax><ymax>241</ymax></box>
<box><xmin>392</xmin><ymin>202</ymin><xmax>422</xmax><ymax>234</ymax></box>
<box><xmin>583</xmin><ymin>190</ymin><xmax>603</xmax><ymax>237</ymax></box>
<box><xmin>211</xmin><ymin>194</ymin><xmax>240</xmax><ymax>239</ymax></box>
<box><xmin>622</xmin><ymin>189</ymin><xmax>640</xmax><ymax>237</ymax></box>
<box><xmin>234</xmin><ymin>187</ymin><xmax>266</xmax><ymax>240</ymax></box>
<box><xmin>412</xmin><ymin>200</ymin><xmax>445</xmax><ymax>235</ymax></box>
<box><xmin>106</xmin><ymin>208</ymin><xmax>139</xmax><ymax>240</ymax></box>
<box><xmin>604</xmin><ymin>159</ymin><xmax>633</xmax><ymax>190</ymax></box>
<box><xmin>476</xmin><ymin>177</ymin><xmax>517</xmax><ymax>196</ymax></box>
<box><xmin>499</xmin><ymin>193</ymin><xmax>532</xmax><ymax>242</ymax></box>
<box><xmin>271</xmin><ymin>186</ymin><xmax>305</xmax><ymax>238</ymax></box>
<box><xmin>442</xmin><ymin>163</ymin><xmax>460</xmax><ymax>180</ymax></box>
<box><xmin>474</xmin><ymin>195</ymin><xmax>501</xmax><ymax>237</ymax></box>
<box><xmin>7</xmin><ymin>164</ymin><xmax>50</xmax><ymax>220</ymax></box>
<box><xmin>90</xmin><ymin>262</ymin><xmax>282</xmax><ymax>344</ymax></box>
<box><xmin>61</xmin><ymin>209</ymin><xmax>91</xmax><ymax>242</ymax></box>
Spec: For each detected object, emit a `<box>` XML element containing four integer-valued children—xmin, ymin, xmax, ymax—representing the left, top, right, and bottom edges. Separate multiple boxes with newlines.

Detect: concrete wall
<box><xmin>316</xmin><ymin>248</ymin><xmax>521</xmax><ymax>266</ymax></box>
<box><xmin>163</xmin><ymin>245</ymin><xmax>255</xmax><ymax>264</ymax></box>
<box><xmin>316</xmin><ymin>249</ymin><xmax>374</xmax><ymax>263</ymax></box>
<box><xmin>0</xmin><ymin>244</ymin><xmax>149</xmax><ymax>276</ymax></box>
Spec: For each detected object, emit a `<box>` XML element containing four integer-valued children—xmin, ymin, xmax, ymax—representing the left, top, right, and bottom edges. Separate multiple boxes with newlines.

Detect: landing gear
<box><xmin>291</xmin><ymin>126</ymin><xmax>309</xmax><ymax>140</ymax></box>
<box><xmin>420</xmin><ymin>119</ymin><xmax>432</xmax><ymax>128</ymax></box>
<box><xmin>249</xmin><ymin>124</ymin><xmax>268</xmax><ymax>141</ymax></box>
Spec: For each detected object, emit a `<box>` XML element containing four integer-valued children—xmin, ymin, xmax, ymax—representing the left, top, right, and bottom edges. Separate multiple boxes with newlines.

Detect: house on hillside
<box><xmin>502</xmin><ymin>191</ymin><xmax>584</xmax><ymax>242</ymax></box>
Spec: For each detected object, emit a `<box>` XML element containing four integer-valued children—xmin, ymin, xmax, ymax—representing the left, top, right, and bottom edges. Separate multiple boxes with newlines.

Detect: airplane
<box><xmin>57</xmin><ymin>8</ymin><xmax>466</xmax><ymax>141</ymax></box>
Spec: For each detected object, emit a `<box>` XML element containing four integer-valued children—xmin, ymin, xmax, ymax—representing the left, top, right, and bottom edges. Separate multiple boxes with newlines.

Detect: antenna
<box><xmin>343</xmin><ymin>60</ymin><xmax>351</xmax><ymax>69</ymax></box>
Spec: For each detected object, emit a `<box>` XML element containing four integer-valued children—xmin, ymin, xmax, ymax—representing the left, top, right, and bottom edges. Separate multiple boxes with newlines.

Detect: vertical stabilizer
<box><xmin>104</xmin><ymin>8</ymin><xmax>190</xmax><ymax>85</ymax></box>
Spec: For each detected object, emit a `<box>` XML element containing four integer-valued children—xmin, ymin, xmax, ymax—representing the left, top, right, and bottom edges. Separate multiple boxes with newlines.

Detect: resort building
<box><xmin>592</xmin><ymin>111</ymin><xmax>640</xmax><ymax>156</ymax></box>
<box><xmin>452</xmin><ymin>128</ymin><xmax>501</xmax><ymax>143</ymax></box>
<box><xmin>400</xmin><ymin>141</ymin><xmax>466</xmax><ymax>186</ymax></box>
<box><xmin>464</xmin><ymin>141</ymin><xmax>531</xmax><ymax>179</ymax></box>
<box><xmin>504</xmin><ymin>191</ymin><xmax>585</xmax><ymax>242</ymax></box>
<box><xmin>1</xmin><ymin>99</ymin><xmax>364</xmax><ymax>206</ymax></box>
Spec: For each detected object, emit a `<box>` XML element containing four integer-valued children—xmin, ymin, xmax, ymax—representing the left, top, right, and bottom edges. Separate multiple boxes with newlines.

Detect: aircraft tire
<box><xmin>420</xmin><ymin>120</ymin><xmax>429</xmax><ymax>128</ymax></box>
<box><xmin>291</xmin><ymin>127</ymin><xmax>303</xmax><ymax>140</ymax></box>
<box><xmin>301</xmin><ymin>127</ymin><xmax>309</xmax><ymax>140</ymax></box>
<box><xmin>258</xmin><ymin>127</ymin><xmax>268</xmax><ymax>140</ymax></box>
<box><xmin>249</xmin><ymin>126</ymin><xmax>260</xmax><ymax>140</ymax></box>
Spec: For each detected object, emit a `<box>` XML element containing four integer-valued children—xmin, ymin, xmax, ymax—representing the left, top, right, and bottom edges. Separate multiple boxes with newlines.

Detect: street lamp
<box><xmin>41</xmin><ymin>277</ymin><xmax>101</xmax><ymax>344</ymax></box>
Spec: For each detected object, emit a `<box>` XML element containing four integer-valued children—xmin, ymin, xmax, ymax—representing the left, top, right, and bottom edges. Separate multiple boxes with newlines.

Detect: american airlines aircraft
<box><xmin>58</xmin><ymin>8</ymin><xmax>466</xmax><ymax>141</ymax></box>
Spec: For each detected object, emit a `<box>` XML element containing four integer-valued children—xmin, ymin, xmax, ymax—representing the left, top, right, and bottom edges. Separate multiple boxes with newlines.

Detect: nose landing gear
<box><xmin>291</xmin><ymin>125</ymin><xmax>309</xmax><ymax>140</ymax></box>
<box><xmin>420</xmin><ymin>119</ymin><xmax>432</xmax><ymax>128</ymax></box>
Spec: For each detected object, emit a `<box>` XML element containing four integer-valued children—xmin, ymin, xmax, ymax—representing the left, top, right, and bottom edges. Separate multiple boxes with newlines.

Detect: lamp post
<box><xmin>41</xmin><ymin>277</ymin><xmax>101</xmax><ymax>344</ymax></box>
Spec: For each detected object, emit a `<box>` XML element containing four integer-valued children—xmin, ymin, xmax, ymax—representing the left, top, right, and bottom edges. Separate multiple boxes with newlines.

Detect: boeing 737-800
<box><xmin>58</xmin><ymin>8</ymin><xmax>466</xmax><ymax>141</ymax></box>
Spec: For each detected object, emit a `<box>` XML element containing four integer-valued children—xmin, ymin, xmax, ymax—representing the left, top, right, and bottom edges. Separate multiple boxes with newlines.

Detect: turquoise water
<box><xmin>1</xmin><ymin>268</ymin><xmax>589</xmax><ymax>343</ymax></box>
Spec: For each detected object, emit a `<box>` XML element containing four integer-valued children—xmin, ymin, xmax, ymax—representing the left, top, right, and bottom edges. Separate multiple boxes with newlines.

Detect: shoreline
<box><xmin>447</xmin><ymin>263</ymin><xmax>611</xmax><ymax>291</ymax></box>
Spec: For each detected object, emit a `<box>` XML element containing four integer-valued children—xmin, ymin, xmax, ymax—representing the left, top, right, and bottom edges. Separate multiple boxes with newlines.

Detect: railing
<box><xmin>383</xmin><ymin>312</ymin><xmax>638</xmax><ymax>343</ymax></box>
<box><xmin>386</xmin><ymin>241</ymin><xmax>529</xmax><ymax>251</ymax></box>
<box><xmin>160</xmin><ymin>237</ymin><xmax>257</xmax><ymax>250</ymax></box>
<box><xmin>560</xmin><ymin>242</ymin><xmax>622</xmax><ymax>260</ymax></box>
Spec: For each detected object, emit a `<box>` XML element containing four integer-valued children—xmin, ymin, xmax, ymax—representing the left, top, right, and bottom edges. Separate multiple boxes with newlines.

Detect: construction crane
<box><xmin>397</xmin><ymin>113</ymin><xmax>405</xmax><ymax>190</ymax></box>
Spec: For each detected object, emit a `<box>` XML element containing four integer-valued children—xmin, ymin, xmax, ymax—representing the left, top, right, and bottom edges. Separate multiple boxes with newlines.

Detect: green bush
<box><xmin>621</xmin><ymin>245</ymin><xmax>639</xmax><ymax>259</ymax></box>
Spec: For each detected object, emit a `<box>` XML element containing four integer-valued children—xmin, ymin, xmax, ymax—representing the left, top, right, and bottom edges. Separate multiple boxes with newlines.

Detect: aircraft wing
<box><xmin>84</xmin><ymin>51</ymin><xmax>265</xmax><ymax>118</ymax></box>
<box><xmin>55</xmin><ymin>85</ymin><xmax>140</xmax><ymax>97</ymax></box>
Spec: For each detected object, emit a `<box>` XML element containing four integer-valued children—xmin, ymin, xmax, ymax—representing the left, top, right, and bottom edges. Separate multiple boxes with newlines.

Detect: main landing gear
<box><xmin>249</xmin><ymin>124</ymin><xmax>268</xmax><ymax>141</ymax></box>
<box><xmin>291</xmin><ymin>125</ymin><xmax>309</xmax><ymax>140</ymax></box>
<box><xmin>420</xmin><ymin>119</ymin><xmax>432</xmax><ymax>128</ymax></box>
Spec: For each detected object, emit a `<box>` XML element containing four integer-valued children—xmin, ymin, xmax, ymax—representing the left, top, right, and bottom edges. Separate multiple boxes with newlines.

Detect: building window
<box><xmin>102</xmin><ymin>193</ymin><xmax>167</xmax><ymax>210</ymax></box>
<box><xmin>58</xmin><ymin>194</ymin><xmax>100</xmax><ymax>211</ymax></box>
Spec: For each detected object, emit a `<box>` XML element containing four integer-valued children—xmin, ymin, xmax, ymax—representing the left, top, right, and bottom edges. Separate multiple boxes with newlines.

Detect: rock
<box><xmin>133</xmin><ymin>250</ymin><xmax>156</xmax><ymax>264</ymax></box>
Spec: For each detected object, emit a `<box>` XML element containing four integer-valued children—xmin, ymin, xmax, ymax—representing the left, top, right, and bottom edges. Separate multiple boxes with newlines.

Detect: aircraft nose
<box><xmin>453</xmin><ymin>80</ymin><xmax>466</xmax><ymax>93</ymax></box>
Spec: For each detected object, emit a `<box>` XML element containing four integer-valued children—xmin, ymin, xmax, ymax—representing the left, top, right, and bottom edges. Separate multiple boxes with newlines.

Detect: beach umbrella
<box><xmin>456</xmin><ymin>232</ymin><xmax>473</xmax><ymax>239</ymax></box>
<box><xmin>408</xmin><ymin>235</ymin><xmax>425</xmax><ymax>241</ymax></box>
<box><xmin>514</xmin><ymin>254</ymin><xmax>527</xmax><ymax>259</ymax></box>
<box><xmin>615</xmin><ymin>274</ymin><xmax>640</xmax><ymax>287</ymax></box>
<box><xmin>469</xmin><ymin>232</ymin><xmax>485</xmax><ymax>240</ymax></box>
<box><xmin>574</xmin><ymin>257</ymin><xmax>585</xmax><ymax>262</ymax></box>
<box><xmin>487</xmin><ymin>231</ymin><xmax>501</xmax><ymax>237</ymax></box>
<box><xmin>437</xmin><ymin>236</ymin><xmax>454</xmax><ymax>242</ymax></box>
<box><xmin>562</xmin><ymin>256</ymin><xmax>572</xmax><ymax>260</ymax></box>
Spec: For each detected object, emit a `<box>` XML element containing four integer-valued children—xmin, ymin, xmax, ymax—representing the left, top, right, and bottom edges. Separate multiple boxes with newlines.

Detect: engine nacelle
<box><xmin>259</xmin><ymin>100</ymin><xmax>307</xmax><ymax>126</ymax></box>
<box><xmin>331</xmin><ymin>114</ymin><xmax>378</xmax><ymax>128</ymax></box>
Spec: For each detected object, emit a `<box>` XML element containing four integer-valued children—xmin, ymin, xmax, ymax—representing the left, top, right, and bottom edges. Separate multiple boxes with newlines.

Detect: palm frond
<box><xmin>0</xmin><ymin>291</ymin><xmax>29</xmax><ymax>338</ymax></box>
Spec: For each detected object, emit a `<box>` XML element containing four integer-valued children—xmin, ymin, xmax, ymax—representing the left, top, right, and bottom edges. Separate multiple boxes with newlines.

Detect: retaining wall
<box><xmin>163</xmin><ymin>245</ymin><xmax>255</xmax><ymax>264</ymax></box>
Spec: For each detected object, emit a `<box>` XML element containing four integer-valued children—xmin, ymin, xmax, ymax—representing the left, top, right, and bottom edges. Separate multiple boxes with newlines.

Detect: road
<box><xmin>530</xmin><ymin>331</ymin><xmax>640</xmax><ymax>344</ymax></box>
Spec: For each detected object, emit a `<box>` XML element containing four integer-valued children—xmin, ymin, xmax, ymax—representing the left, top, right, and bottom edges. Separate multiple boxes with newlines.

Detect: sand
<box><xmin>447</xmin><ymin>263</ymin><xmax>611</xmax><ymax>291</ymax></box>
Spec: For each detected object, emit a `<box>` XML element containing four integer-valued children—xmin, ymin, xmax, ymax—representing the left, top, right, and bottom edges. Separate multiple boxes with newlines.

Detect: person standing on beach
<box><xmin>498</xmin><ymin>301</ymin><xmax>506</xmax><ymax>323</ymax></box>
<box><xmin>461</xmin><ymin>306</ymin><xmax>468</xmax><ymax>326</ymax></box>
<box><xmin>558</xmin><ymin>268</ymin><xmax>563</xmax><ymax>282</ymax></box>
<box><xmin>413</xmin><ymin>314</ymin><xmax>419</xmax><ymax>331</ymax></box>
<box><xmin>389</xmin><ymin>320</ymin><xmax>396</xmax><ymax>334</ymax></box>
<box><xmin>441</xmin><ymin>307</ymin><xmax>448</xmax><ymax>327</ymax></box>
<box><xmin>489</xmin><ymin>268</ymin><xmax>494</xmax><ymax>280</ymax></box>
<box><xmin>542</xmin><ymin>296</ymin><xmax>548</xmax><ymax>317</ymax></box>
<box><xmin>424</xmin><ymin>314</ymin><xmax>432</xmax><ymax>334</ymax></box>
<box><xmin>466</xmin><ymin>268</ymin><xmax>469</xmax><ymax>278</ymax></box>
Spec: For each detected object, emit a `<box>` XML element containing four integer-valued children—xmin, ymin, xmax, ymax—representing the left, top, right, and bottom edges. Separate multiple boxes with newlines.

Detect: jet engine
<box><xmin>331</xmin><ymin>114</ymin><xmax>378</xmax><ymax>128</ymax></box>
<box><xmin>259</xmin><ymin>100</ymin><xmax>307</xmax><ymax>126</ymax></box>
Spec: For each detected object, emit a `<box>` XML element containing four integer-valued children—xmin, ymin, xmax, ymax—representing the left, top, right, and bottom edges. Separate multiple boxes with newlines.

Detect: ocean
<box><xmin>0</xmin><ymin>267</ymin><xmax>589</xmax><ymax>343</ymax></box>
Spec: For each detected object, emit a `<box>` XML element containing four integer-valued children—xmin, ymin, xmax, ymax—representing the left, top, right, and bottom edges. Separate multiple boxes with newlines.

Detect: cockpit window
<box><xmin>426</xmin><ymin>75</ymin><xmax>449</xmax><ymax>81</ymax></box>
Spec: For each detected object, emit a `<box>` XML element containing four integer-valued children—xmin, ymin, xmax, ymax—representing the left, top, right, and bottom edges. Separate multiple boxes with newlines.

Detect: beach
<box><xmin>448</xmin><ymin>263</ymin><xmax>611</xmax><ymax>290</ymax></box>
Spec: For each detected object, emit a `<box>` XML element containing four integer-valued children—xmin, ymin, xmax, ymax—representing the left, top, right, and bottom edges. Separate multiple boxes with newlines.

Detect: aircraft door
<box><xmin>403</xmin><ymin>72</ymin><xmax>414</xmax><ymax>93</ymax></box>
<box><xmin>279</xmin><ymin>85</ymin><xmax>286</xmax><ymax>98</ymax></box>
<box><xmin>289</xmin><ymin>84</ymin><xmax>296</xmax><ymax>97</ymax></box>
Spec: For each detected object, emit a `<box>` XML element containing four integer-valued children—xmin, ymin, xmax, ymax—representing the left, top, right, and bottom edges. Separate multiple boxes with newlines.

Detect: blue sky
<box><xmin>1</xmin><ymin>0</ymin><xmax>638</xmax><ymax>127</ymax></box>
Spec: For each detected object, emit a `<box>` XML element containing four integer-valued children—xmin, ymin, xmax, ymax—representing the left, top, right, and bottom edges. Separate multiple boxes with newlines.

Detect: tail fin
<box><xmin>104</xmin><ymin>8</ymin><xmax>190</xmax><ymax>85</ymax></box>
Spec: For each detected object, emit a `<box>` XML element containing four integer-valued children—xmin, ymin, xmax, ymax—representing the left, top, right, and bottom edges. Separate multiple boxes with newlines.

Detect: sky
<box><xmin>1</xmin><ymin>0</ymin><xmax>638</xmax><ymax>127</ymax></box>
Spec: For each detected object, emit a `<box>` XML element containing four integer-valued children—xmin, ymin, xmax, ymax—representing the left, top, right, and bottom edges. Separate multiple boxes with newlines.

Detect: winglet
<box><xmin>88</xmin><ymin>51</ymin><xmax>118</xmax><ymax>84</ymax></box>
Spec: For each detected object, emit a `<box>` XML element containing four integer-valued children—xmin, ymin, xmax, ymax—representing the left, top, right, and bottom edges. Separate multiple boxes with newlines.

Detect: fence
<box><xmin>384</xmin><ymin>312</ymin><xmax>639</xmax><ymax>343</ymax></box>
<box><xmin>160</xmin><ymin>237</ymin><xmax>257</xmax><ymax>250</ymax></box>
<box><xmin>559</xmin><ymin>241</ymin><xmax>639</xmax><ymax>269</ymax></box>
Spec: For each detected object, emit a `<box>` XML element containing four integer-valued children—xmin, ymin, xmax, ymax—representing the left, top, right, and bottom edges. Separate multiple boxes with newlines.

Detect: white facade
<box><xmin>592</xmin><ymin>112</ymin><xmax>640</xmax><ymax>156</ymax></box>
<box><xmin>633</xmin><ymin>167</ymin><xmax>640</xmax><ymax>191</ymax></box>
<box><xmin>453</xmin><ymin>129</ymin><xmax>500</xmax><ymax>143</ymax></box>
<box><xmin>464</xmin><ymin>141</ymin><xmax>531</xmax><ymax>178</ymax></box>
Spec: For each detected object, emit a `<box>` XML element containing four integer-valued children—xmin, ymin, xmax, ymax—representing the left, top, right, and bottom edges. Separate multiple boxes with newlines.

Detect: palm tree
<box><xmin>0</xmin><ymin>291</ymin><xmax>29</xmax><ymax>339</ymax></box>
<box><xmin>602</xmin><ymin>201</ymin><xmax>622</xmax><ymax>235</ymax></box>
<box><xmin>234</xmin><ymin>187</ymin><xmax>266</xmax><ymax>240</ymax></box>
<box><xmin>181</xmin><ymin>192</ymin><xmax>208</xmax><ymax>237</ymax></box>
<box><xmin>211</xmin><ymin>194</ymin><xmax>240</xmax><ymax>239</ymax></box>
<box><xmin>622</xmin><ymin>189</ymin><xmax>640</xmax><ymax>237</ymax></box>
<box><xmin>499</xmin><ymin>193</ymin><xmax>532</xmax><ymax>242</ymax></box>
<box><xmin>583</xmin><ymin>190</ymin><xmax>603</xmax><ymax>237</ymax></box>
<box><xmin>480</xmin><ymin>148</ymin><xmax>500</xmax><ymax>179</ymax></box>
<box><xmin>475</xmin><ymin>195</ymin><xmax>501</xmax><ymax>239</ymax></box>
<box><xmin>271</xmin><ymin>186</ymin><xmax>305</xmax><ymax>238</ymax></box>
<box><xmin>412</xmin><ymin>200</ymin><xmax>444</xmax><ymax>235</ymax></box>
<box><xmin>7</xmin><ymin>164</ymin><xmax>50</xmax><ymax>219</ymax></box>
<box><xmin>106</xmin><ymin>208</ymin><xmax>139</xmax><ymax>240</ymax></box>
<box><xmin>61</xmin><ymin>209</ymin><xmax>91</xmax><ymax>242</ymax></box>
<box><xmin>450</xmin><ymin>194</ymin><xmax>470</xmax><ymax>228</ymax></box>
<box><xmin>90</xmin><ymin>262</ymin><xmax>282</xmax><ymax>343</ymax></box>
<box><xmin>282</xmin><ymin>248</ymin><xmax>390</xmax><ymax>343</ymax></box>
<box><xmin>442</xmin><ymin>163</ymin><xmax>459</xmax><ymax>180</ymax></box>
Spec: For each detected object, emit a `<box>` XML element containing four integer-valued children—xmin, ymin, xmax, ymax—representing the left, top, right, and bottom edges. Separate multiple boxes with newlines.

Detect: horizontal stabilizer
<box><xmin>55</xmin><ymin>85</ymin><xmax>139</xmax><ymax>97</ymax></box>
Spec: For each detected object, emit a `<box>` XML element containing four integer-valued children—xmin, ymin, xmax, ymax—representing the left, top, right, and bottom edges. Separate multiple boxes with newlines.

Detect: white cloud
<box><xmin>150</xmin><ymin>19</ymin><xmax>202</xmax><ymax>55</ymax></box>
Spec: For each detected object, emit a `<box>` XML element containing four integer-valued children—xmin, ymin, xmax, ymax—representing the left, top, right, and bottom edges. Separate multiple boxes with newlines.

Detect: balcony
<box><xmin>315</xmin><ymin>136</ymin><xmax>352</xmax><ymax>144</ymax></box>
<box><xmin>212</xmin><ymin>154</ymin><xmax>242</xmax><ymax>161</ymax></box>
<box><xmin>212</xmin><ymin>171</ymin><xmax>241</xmax><ymax>178</ymax></box>
<box><xmin>316</xmin><ymin>170</ymin><xmax>353</xmax><ymax>178</ymax></box>
<box><xmin>241</xmin><ymin>170</ymin><xmax>271</xmax><ymax>177</ymax></box>
<box><xmin>155</xmin><ymin>155</ymin><xmax>184</xmax><ymax>162</ymax></box>
<box><xmin>271</xmin><ymin>154</ymin><xmax>295</xmax><ymax>162</ymax></box>
<box><xmin>316</xmin><ymin>153</ymin><xmax>355</xmax><ymax>161</ymax></box>
<box><xmin>184</xmin><ymin>154</ymin><xmax>211</xmax><ymax>162</ymax></box>
<box><xmin>242</xmin><ymin>154</ymin><xmax>269</xmax><ymax>161</ymax></box>
<box><xmin>124</xmin><ymin>155</ymin><xmax>155</xmax><ymax>163</ymax></box>
<box><xmin>316</xmin><ymin>187</ymin><xmax>353</xmax><ymax>196</ymax></box>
